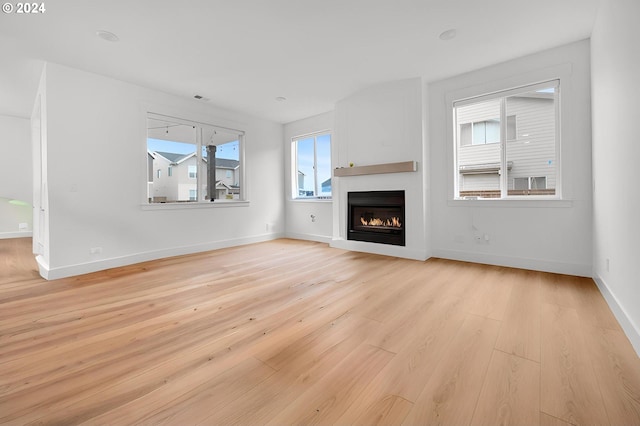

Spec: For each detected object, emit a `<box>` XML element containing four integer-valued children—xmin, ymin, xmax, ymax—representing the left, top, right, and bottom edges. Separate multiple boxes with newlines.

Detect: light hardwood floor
<box><xmin>1</xmin><ymin>238</ymin><xmax>639</xmax><ymax>425</ymax></box>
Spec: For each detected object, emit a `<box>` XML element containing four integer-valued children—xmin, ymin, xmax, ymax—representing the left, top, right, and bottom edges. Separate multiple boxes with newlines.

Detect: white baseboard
<box><xmin>330</xmin><ymin>238</ymin><xmax>429</xmax><ymax>261</ymax></box>
<box><xmin>35</xmin><ymin>254</ymin><xmax>50</xmax><ymax>279</ymax></box>
<box><xmin>432</xmin><ymin>248</ymin><xmax>592</xmax><ymax>277</ymax></box>
<box><xmin>284</xmin><ymin>232</ymin><xmax>332</xmax><ymax>245</ymax></box>
<box><xmin>593</xmin><ymin>273</ymin><xmax>640</xmax><ymax>357</ymax></box>
<box><xmin>37</xmin><ymin>232</ymin><xmax>284</xmax><ymax>280</ymax></box>
<box><xmin>0</xmin><ymin>231</ymin><xmax>32</xmax><ymax>239</ymax></box>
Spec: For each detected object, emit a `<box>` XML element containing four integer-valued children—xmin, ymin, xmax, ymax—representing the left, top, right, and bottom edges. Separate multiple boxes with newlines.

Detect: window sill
<box><xmin>290</xmin><ymin>198</ymin><xmax>333</xmax><ymax>203</ymax></box>
<box><xmin>447</xmin><ymin>198</ymin><xmax>573</xmax><ymax>208</ymax></box>
<box><xmin>141</xmin><ymin>200</ymin><xmax>250</xmax><ymax>210</ymax></box>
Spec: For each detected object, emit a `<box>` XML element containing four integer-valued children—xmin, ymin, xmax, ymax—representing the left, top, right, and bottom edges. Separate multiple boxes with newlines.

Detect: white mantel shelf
<box><xmin>333</xmin><ymin>161</ymin><xmax>417</xmax><ymax>177</ymax></box>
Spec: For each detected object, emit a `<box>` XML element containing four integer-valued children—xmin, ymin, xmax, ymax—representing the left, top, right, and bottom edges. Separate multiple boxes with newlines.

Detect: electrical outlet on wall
<box><xmin>473</xmin><ymin>233</ymin><xmax>490</xmax><ymax>244</ymax></box>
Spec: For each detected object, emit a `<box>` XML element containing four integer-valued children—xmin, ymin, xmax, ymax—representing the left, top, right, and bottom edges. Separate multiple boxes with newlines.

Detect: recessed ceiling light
<box><xmin>439</xmin><ymin>29</ymin><xmax>457</xmax><ymax>41</ymax></box>
<box><xmin>96</xmin><ymin>30</ymin><xmax>119</xmax><ymax>42</ymax></box>
<box><xmin>275</xmin><ymin>96</ymin><xmax>287</xmax><ymax>102</ymax></box>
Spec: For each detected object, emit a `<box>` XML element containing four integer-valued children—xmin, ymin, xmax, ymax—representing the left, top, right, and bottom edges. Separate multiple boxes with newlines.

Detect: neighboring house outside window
<box><xmin>454</xmin><ymin>80</ymin><xmax>559</xmax><ymax>199</ymax></box>
<box><xmin>146</xmin><ymin>112</ymin><xmax>244</xmax><ymax>203</ymax></box>
<box><xmin>148</xmin><ymin>152</ymin><xmax>241</xmax><ymax>202</ymax></box>
<box><xmin>292</xmin><ymin>132</ymin><xmax>332</xmax><ymax>199</ymax></box>
<box><xmin>213</xmin><ymin>158</ymin><xmax>240</xmax><ymax>199</ymax></box>
<box><xmin>321</xmin><ymin>178</ymin><xmax>331</xmax><ymax>194</ymax></box>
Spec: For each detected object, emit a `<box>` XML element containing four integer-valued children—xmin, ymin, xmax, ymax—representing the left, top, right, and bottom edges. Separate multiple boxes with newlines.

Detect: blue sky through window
<box><xmin>296</xmin><ymin>134</ymin><xmax>331</xmax><ymax>196</ymax></box>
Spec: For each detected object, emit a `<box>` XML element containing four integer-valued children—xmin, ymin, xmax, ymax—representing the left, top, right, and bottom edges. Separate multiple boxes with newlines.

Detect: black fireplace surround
<box><xmin>347</xmin><ymin>190</ymin><xmax>405</xmax><ymax>246</ymax></box>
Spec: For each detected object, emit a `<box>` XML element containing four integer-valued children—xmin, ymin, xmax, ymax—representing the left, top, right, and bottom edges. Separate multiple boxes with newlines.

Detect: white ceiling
<box><xmin>0</xmin><ymin>0</ymin><xmax>600</xmax><ymax>123</ymax></box>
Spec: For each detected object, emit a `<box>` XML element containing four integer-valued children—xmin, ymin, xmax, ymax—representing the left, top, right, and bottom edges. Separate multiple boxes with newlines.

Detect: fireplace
<box><xmin>347</xmin><ymin>191</ymin><xmax>405</xmax><ymax>246</ymax></box>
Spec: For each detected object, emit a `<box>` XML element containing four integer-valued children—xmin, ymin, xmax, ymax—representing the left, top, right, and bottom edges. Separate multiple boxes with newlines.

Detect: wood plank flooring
<box><xmin>1</xmin><ymin>237</ymin><xmax>639</xmax><ymax>425</ymax></box>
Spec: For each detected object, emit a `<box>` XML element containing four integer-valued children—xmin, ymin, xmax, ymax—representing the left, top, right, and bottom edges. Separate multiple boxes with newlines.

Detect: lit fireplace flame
<box><xmin>360</xmin><ymin>217</ymin><xmax>402</xmax><ymax>228</ymax></box>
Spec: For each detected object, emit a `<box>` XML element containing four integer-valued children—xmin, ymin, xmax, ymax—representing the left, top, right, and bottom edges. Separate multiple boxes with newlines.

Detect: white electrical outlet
<box><xmin>474</xmin><ymin>233</ymin><xmax>489</xmax><ymax>244</ymax></box>
<box><xmin>605</xmin><ymin>258</ymin><xmax>610</xmax><ymax>272</ymax></box>
<box><xmin>18</xmin><ymin>223</ymin><xmax>28</xmax><ymax>230</ymax></box>
<box><xmin>89</xmin><ymin>247</ymin><xmax>102</xmax><ymax>254</ymax></box>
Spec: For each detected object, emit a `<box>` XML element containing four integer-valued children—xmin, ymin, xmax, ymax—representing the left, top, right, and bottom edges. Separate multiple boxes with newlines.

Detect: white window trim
<box><xmin>141</xmin><ymin>200</ymin><xmax>250</xmax><ymax>210</ymax></box>
<box><xmin>291</xmin><ymin>130</ymin><xmax>332</xmax><ymax>200</ymax></box>
<box><xmin>447</xmin><ymin>199</ymin><xmax>573</xmax><ymax>208</ymax></box>
<box><xmin>450</xmin><ymin>78</ymin><xmax>562</xmax><ymax>201</ymax></box>
<box><xmin>143</xmin><ymin>111</ymin><xmax>247</xmax><ymax>207</ymax></box>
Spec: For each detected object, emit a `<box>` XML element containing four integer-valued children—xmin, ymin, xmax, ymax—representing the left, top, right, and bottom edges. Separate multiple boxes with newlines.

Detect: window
<box><xmin>513</xmin><ymin>176</ymin><xmax>547</xmax><ymax>193</ymax></box>
<box><xmin>454</xmin><ymin>80</ymin><xmax>559</xmax><ymax>199</ymax></box>
<box><xmin>146</xmin><ymin>112</ymin><xmax>244</xmax><ymax>203</ymax></box>
<box><xmin>292</xmin><ymin>132</ymin><xmax>332</xmax><ymax>199</ymax></box>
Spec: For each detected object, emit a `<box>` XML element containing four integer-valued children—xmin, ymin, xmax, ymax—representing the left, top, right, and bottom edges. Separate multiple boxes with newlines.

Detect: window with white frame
<box><xmin>454</xmin><ymin>80</ymin><xmax>559</xmax><ymax>199</ymax></box>
<box><xmin>146</xmin><ymin>112</ymin><xmax>244</xmax><ymax>203</ymax></box>
<box><xmin>292</xmin><ymin>132</ymin><xmax>332</xmax><ymax>199</ymax></box>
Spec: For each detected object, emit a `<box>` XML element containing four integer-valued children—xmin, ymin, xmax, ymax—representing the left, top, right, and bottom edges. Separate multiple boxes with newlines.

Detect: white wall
<box><xmin>332</xmin><ymin>78</ymin><xmax>429</xmax><ymax>260</ymax></box>
<box><xmin>284</xmin><ymin>111</ymin><xmax>334</xmax><ymax>243</ymax></box>
<box><xmin>591</xmin><ymin>0</ymin><xmax>640</xmax><ymax>353</ymax></box>
<box><xmin>0</xmin><ymin>115</ymin><xmax>32</xmax><ymax>238</ymax></box>
<box><xmin>429</xmin><ymin>40</ymin><xmax>593</xmax><ymax>276</ymax></box>
<box><xmin>38</xmin><ymin>63</ymin><xmax>284</xmax><ymax>279</ymax></box>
